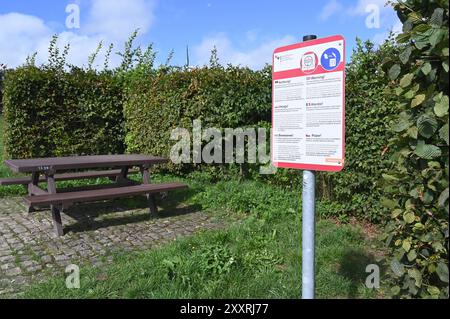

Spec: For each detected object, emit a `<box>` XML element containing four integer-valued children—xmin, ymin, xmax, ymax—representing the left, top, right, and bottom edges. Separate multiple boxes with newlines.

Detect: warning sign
<box><xmin>272</xmin><ymin>35</ymin><xmax>345</xmax><ymax>172</ymax></box>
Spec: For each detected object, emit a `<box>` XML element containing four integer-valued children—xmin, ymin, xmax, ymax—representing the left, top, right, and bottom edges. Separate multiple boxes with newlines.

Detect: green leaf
<box><xmin>407</xmin><ymin>249</ymin><xmax>417</xmax><ymax>262</ymax></box>
<box><xmin>411</xmin><ymin>94</ymin><xmax>426</xmax><ymax>107</ymax></box>
<box><xmin>400</xmin><ymin>73</ymin><xmax>414</xmax><ymax>88</ymax></box>
<box><xmin>388</xmin><ymin>64</ymin><xmax>401</xmax><ymax>80</ymax></box>
<box><xmin>391</xmin><ymin>285</ymin><xmax>401</xmax><ymax>295</ymax></box>
<box><xmin>399</xmin><ymin>46</ymin><xmax>412</xmax><ymax>64</ymax></box>
<box><xmin>427</xmin><ymin>286</ymin><xmax>440</xmax><ymax>297</ymax></box>
<box><xmin>438</xmin><ymin>188</ymin><xmax>449</xmax><ymax>208</ymax></box>
<box><xmin>436</xmin><ymin>262</ymin><xmax>449</xmax><ymax>284</ymax></box>
<box><xmin>417</xmin><ymin>115</ymin><xmax>438</xmax><ymax>138</ymax></box>
<box><xmin>443</xmin><ymin>61</ymin><xmax>449</xmax><ymax>73</ymax></box>
<box><xmin>413</xmin><ymin>223</ymin><xmax>425</xmax><ymax>232</ymax></box>
<box><xmin>430</xmin><ymin>8</ymin><xmax>444</xmax><ymax>27</ymax></box>
<box><xmin>391</xmin><ymin>259</ymin><xmax>404</xmax><ymax>277</ymax></box>
<box><xmin>382</xmin><ymin>174</ymin><xmax>400</xmax><ymax>182</ymax></box>
<box><xmin>392</xmin><ymin>209</ymin><xmax>402</xmax><ymax>218</ymax></box>
<box><xmin>396</xmin><ymin>32</ymin><xmax>410</xmax><ymax>44</ymax></box>
<box><xmin>402</xmin><ymin>239</ymin><xmax>411</xmax><ymax>252</ymax></box>
<box><xmin>421</xmin><ymin>63</ymin><xmax>432</xmax><ymax>75</ymax></box>
<box><xmin>392</xmin><ymin>118</ymin><xmax>411</xmax><ymax>132</ymax></box>
<box><xmin>434</xmin><ymin>95</ymin><xmax>449</xmax><ymax>117</ymax></box>
<box><xmin>415</xmin><ymin>141</ymin><xmax>442</xmax><ymax>159</ymax></box>
<box><xmin>407</xmin><ymin>126</ymin><xmax>418</xmax><ymax>139</ymax></box>
<box><xmin>429</xmin><ymin>29</ymin><xmax>446</xmax><ymax>47</ymax></box>
<box><xmin>413</xmin><ymin>24</ymin><xmax>431</xmax><ymax>33</ymax></box>
<box><xmin>443</xmin><ymin>48</ymin><xmax>449</xmax><ymax>57</ymax></box>
<box><xmin>408</xmin><ymin>268</ymin><xmax>422</xmax><ymax>287</ymax></box>
<box><xmin>381</xmin><ymin>198</ymin><xmax>398</xmax><ymax>209</ymax></box>
<box><xmin>439</xmin><ymin>124</ymin><xmax>449</xmax><ymax>145</ymax></box>
<box><xmin>403</xmin><ymin>212</ymin><xmax>415</xmax><ymax>224</ymax></box>
<box><xmin>408</xmin><ymin>12</ymin><xmax>423</xmax><ymax>24</ymax></box>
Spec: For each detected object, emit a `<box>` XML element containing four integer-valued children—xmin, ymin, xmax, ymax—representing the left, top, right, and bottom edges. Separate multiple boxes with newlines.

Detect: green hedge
<box><xmin>2</xmin><ymin>38</ymin><xmax>399</xmax><ymax>222</ymax></box>
<box><xmin>123</xmin><ymin>65</ymin><xmax>272</xmax><ymax>177</ymax></box>
<box><xmin>380</xmin><ymin>0</ymin><xmax>449</xmax><ymax>298</ymax></box>
<box><xmin>0</xmin><ymin>65</ymin><xmax>5</xmax><ymax>112</ymax></box>
<box><xmin>317</xmin><ymin>39</ymin><xmax>399</xmax><ymax>222</ymax></box>
<box><xmin>2</xmin><ymin>67</ymin><xmax>125</xmax><ymax>159</ymax></box>
<box><xmin>123</xmin><ymin>42</ymin><xmax>398</xmax><ymax>221</ymax></box>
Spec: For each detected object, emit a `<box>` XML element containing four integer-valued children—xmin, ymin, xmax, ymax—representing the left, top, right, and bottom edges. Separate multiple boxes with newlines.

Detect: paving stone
<box><xmin>5</xmin><ymin>267</ymin><xmax>22</xmax><ymax>276</ymax></box>
<box><xmin>0</xmin><ymin>196</ymin><xmax>224</xmax><ymax>297</ymax></box>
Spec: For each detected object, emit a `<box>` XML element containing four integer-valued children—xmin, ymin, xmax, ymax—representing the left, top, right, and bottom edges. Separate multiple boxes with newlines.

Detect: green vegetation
<box><xmin>317</xmin><ymin>38</ymin><xmax>398</xmax><ymax>222</ymax></box>
<box><xmin>1</xmin><ymin>117</ymin><xmax>386</xmax><ymax>298</ymax></box>
<box><xmin>1</xmin><ymin>31</ymin><xmax>401</xmax><ymax>222</ymax></box>
<box><xmin>2</xmin><ymin>66</ymin><xmax>125</xmax><ymax>159</ymax></box>
<box><xmin>18</xmin><ymin>175</ymin><xmax>384</xmax><ymax>299</ymax></box>
<box><xmin>0</xmin><ymin>0</ymin><xmax>448</xmax><ymax>300</ymax></box>
<box><xmin>0</xmin><ymin>116</ymin><xmax>26</xmax><ymax>197</ymax></box>
<box><xmin>380</xmin><ymin>0</ymin><xmax>449</xmax><ymax>298</ymax></box>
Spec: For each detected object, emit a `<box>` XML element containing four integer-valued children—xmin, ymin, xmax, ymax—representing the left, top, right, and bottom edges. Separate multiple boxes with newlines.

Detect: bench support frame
<box><xmin>45</xmin><ymin>169</ymin><xmax>64</xmax><ymax>237</ymax></box>
<box><xmin>23</xmin><ymin>164</ymin><xmax>172</xmax><ymax>236</ymax></box>
<box><xmin>141</xmin><ymin>165</ymin><xmax>158</xmax><ymax>216</ymax></box>
<box><xmin>27</xmin><ymin>172</ymin><xmax>41</xmax><ymax>213</ymax></box>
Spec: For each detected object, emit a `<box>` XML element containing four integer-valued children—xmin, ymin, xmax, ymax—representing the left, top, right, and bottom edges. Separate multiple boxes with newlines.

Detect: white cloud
<box><xmin>0</xmin><ymin>0</ymin><xmax>157</xmax><ymax>68</ymax></box>
<box><xmin>0</xmin><ymin>13</ymin><xmax>52</xmax><ymax>67</ymax></box>
<box><xmin>320</xmin><ymin>0</ymin><xmax>392</xmax><ymax>20</ymax></box>
<box><xmin>318</xmin><ymin>0</ymin><xmax>401</xmax><ymax>45</ymax></box>
<box><xmin>319</xmin><ymin>0</ymin><xmax>344</xmax><ymax>21</ymax></box>
<box><xmin>193</xmin><ymin>33</ymin><xmax>296</xmax><ymax>70</ymax></box>
<box><xmin>85</xmin><ymin>0</ymin><xmax>156</xmax><ymax>41</ymax></box>
<box><xmin>347</xmin><ymin>0</ymin><xmax>390</xmax><ymax>16</ymax></box>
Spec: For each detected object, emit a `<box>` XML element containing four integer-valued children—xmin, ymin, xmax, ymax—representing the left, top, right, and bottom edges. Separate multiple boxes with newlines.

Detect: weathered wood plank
<box><xmin>24</xmin><ymin>182</ymin><xmax>188</xmax><ymax>207</ymax></box>
<box><xmin>0</xmin><ymin>169</ymin><xmax>139</xmax><ymax>186</ymax></box>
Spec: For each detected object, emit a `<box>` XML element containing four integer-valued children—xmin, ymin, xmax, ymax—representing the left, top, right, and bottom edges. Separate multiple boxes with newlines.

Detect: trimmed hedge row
<box><xmin>123</xmin><ymin>41</ymin><xmax>398</xmax><ymax>221</ymax></box>
<box><xmin>3</xmin><ymin>67</ymin><xmax>125</xmax><ymax>159</ymax></box>
<box><xmin>123</xmin><ymin>65</ymin><xmax>272</xmax><ymax>177</ymax></box>
<box><xmin>1</xmin><ymin>40</ymin><xmax>398</xmax><ymax>221</ymax></box>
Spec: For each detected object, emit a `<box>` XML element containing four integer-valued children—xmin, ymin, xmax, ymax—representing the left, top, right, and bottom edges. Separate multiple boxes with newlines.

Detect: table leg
<box><xmin>141</xmin><ymin>165</ymin><xmax>158</xmax><ymax>216</ymax></box>
<box><xmin>116</xmin><ymin>166</ymin><xmax>130</xmax><ymax>185</ymax></box>
<box><xmin>27</xmin><ymin>172</ymin><xmax>40</xmax><ymax>214</ymax></box>
<box><xmin>46</xmin><ymin>173</ymin><xmax>64</xmax><ymax>237</ymax></box>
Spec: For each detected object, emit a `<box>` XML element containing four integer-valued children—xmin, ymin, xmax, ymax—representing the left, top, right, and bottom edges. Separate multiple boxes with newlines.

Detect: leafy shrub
<box><xmin>2</xmin><ymin>35</ymin><xmax>127</xmax><ymax>159</ymax></box>
<box><xmin>123</xmin><ymin>40</ymin><xmax>399</xmax><ymax>221</ymax></box>
<box><xmin>2</xmin><ymin>30</ymin><xmax>402</xmax><ymax>223</ymax></box>
<box><xmin>0</xmin><ymin>64</ymin><xmax>6</xmax><ymax>112</ymax></box>
<box><xmin>123</xmin><ymin>63</ymin><xmax>272</xmax><ymax>177</ymax></box>
<box><xmin>380</xmin><ymin>0</ymin><xmax>449</xmax><ymax>298</ymax></box>
<box><xmin>2</xmin><ymin>67</ymin><xmax>125</xmax><ymax>159</ymax></box>
<box><xmin>317</xmin><ymin>39</ymin><xmax>399</xmax><ymax>222</ymax></box>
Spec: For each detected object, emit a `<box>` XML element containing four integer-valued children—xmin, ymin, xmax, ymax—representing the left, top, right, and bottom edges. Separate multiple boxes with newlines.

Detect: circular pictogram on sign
<box><xmin>320</xmin><ymin>47</ymin><xmax>341</xmax><ymax>71</ymax></box>
<box><xmin>300</xmin><ymin>51</ymin><xmax>318</xmax><ymax>74</ymax></box>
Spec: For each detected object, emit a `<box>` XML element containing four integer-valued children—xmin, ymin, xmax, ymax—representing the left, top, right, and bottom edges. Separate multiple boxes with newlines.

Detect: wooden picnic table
<box><xmin>2</xmin><ymin>155</ymin><xmax>187</xmax><ymax>236</ymax></box>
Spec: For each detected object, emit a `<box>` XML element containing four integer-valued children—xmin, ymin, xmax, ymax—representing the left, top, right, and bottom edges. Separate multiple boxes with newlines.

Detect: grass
<box><xmin>13</xmin><ymin>177</ymin><xmax>385</xmax><ymax>299</ymax></box>
<box><xmin>0</xmin><ymin>116</ymin><xmax>387</xmax><ymax>299</ymax></box>
<box><xmin>18</xmin><ymin>215</ymin><xmax>382</xmax><ymax>299</ymax></box>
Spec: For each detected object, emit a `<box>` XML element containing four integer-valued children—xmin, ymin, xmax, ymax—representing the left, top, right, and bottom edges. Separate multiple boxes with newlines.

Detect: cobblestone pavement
<box><xmin>0</xmin><ymin>196</ymin><xmax>223</xmax><ymax>296</ymax></box>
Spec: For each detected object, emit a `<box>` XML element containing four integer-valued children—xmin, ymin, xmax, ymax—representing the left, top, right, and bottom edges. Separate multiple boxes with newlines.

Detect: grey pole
<box><xmin>302</xmin><ymin>34</ymin><xmax>317</xmax><ymax>299</ymax></box>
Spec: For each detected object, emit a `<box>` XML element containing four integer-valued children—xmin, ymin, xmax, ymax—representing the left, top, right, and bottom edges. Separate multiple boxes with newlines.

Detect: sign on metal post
<box><xmin>272</xmin><ymin>35</ymin><xmax>346</xmax><ymax>171</ymax></box>
<box><xmin>271</xmin><ymin>35</ymin><xmax>346</xmax><ymax>299</ymax></box>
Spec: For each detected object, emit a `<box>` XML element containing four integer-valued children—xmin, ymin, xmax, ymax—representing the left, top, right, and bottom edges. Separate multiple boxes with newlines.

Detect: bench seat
<box><xmin>24</xmin><ymin>182</ymin><xmax>187</xmax><ymax>207</ymax></box>
<box><xmin>0</xmin><ymin>169</ymin><xmax>139</xmax><ymax>186</ymax></box>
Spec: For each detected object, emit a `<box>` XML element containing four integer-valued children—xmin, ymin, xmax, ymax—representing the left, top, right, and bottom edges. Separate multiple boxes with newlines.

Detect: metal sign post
<box><xmin>302</xmin><ymin>169</ymin><xmax>316</xmax><ymax>299</ymax></box>
<box><xmin>301</xmin><ymin>34</ymin><xmax>317</xmax><ymax>300</ymax></box>
<box><xmin>272</xmin><ymin>34</ymin><xmax>346</xmax><ymax>299</ymax></box>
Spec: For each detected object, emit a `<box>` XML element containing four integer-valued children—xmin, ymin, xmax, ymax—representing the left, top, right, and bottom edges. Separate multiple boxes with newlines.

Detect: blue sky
<box><xmin>0</xmin><ymin>0</ymin><xmax>401</xmax><ymax>69</ymax></box>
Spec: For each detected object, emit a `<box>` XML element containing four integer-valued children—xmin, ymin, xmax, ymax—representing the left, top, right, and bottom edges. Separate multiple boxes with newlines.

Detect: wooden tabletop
<box><xmin>4</xmin><ymin>154</ymin><xmax>168</xmax><ymax>173</ymax></box>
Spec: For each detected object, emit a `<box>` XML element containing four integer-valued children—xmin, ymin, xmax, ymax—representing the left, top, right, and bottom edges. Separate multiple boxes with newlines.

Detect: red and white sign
<box><xmin>272</xmin><ymin>35</ymin><xmax>345</xmax><ymax>172</ymax></box>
